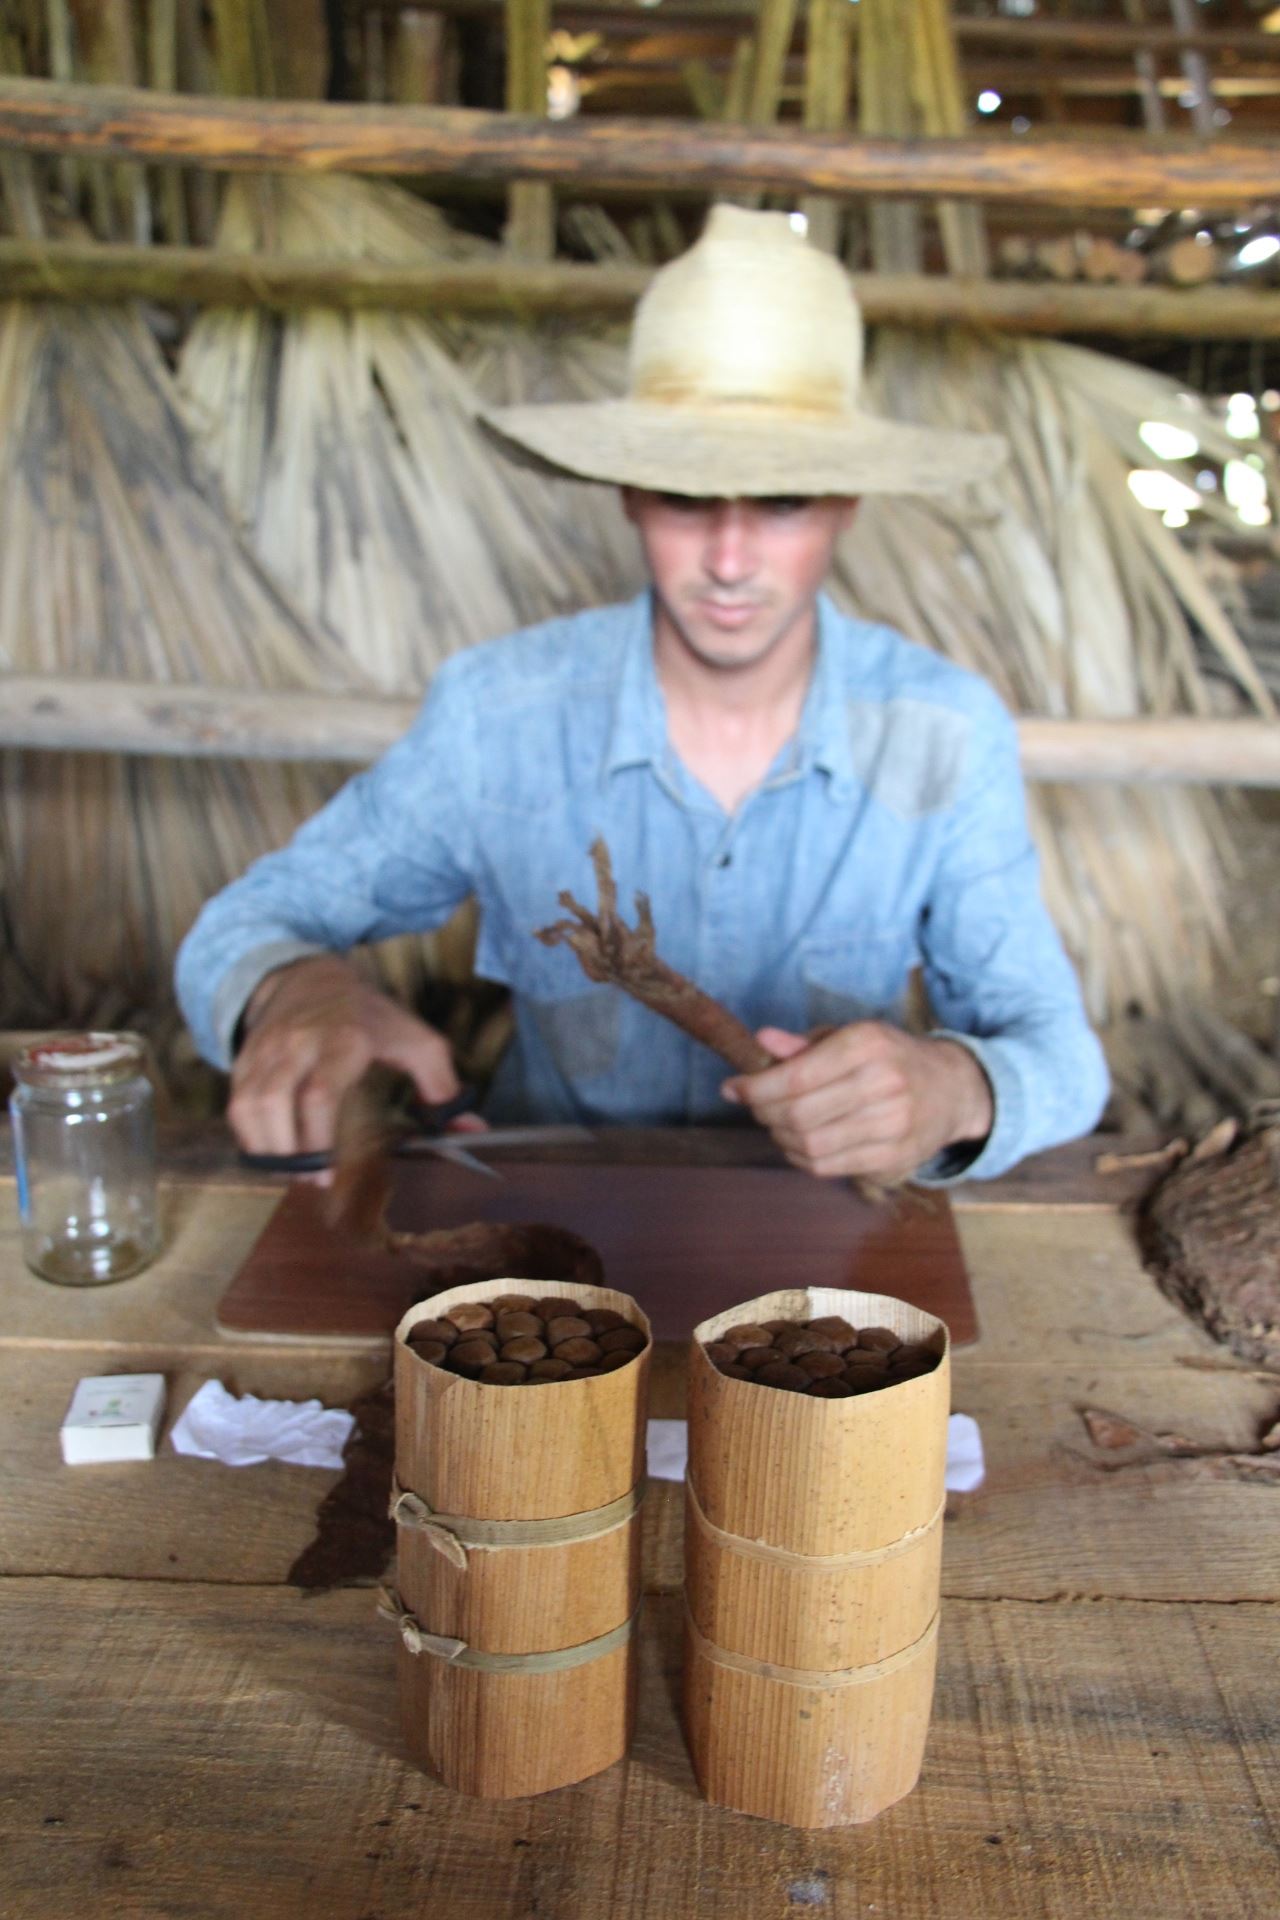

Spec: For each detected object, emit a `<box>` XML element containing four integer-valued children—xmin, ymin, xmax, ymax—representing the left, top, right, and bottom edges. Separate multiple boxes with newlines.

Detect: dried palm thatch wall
<box><xmin>2</xmin><ymin>166</ymin><xmax>1278</xmax><ymax>1106</ymax></box>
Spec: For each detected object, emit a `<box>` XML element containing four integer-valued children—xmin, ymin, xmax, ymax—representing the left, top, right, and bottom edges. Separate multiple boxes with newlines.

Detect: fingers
<box><xmin>228</xmin><ymin>981</ymin><xmax>463</xmax><ymax>1167</ymax></box>
<box><xmin>722</xmin><ymin>1022</ymin><xmax>937</xmax><ymax>1182</ymax></box>
<box><xmin>727</xmin><ymin>1024</ymin><xmax>903</xmax><ymax>1124</ymax></box>
<box><xmin>754</xmin><ymin>1026</ymin><xmax>809</xmax><ymax>1061</ymax></box>
<box><xmin>771</xmin><ymin>1096</ymin><xmax>917</xmax><ymax>1179</ymax></box>
<box><xmin>229</xmin><ymin>1026</ymin><xmax>371</xmax><ymax>1161</ymax></box>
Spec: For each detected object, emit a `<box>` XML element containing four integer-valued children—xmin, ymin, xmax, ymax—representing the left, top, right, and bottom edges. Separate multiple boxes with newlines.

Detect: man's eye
<box><xmin>657</xmin><ymin>492</ymin><xmax>708</xmax><ymax>513</ymax></box>
<box><xmin>759</xmin><ymin>496</ymin><xmax>809</xmax><ymax>515</ymax></box>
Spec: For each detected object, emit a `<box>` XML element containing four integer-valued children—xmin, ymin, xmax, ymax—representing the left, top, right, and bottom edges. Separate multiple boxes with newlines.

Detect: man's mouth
<box><xmin>698</xmin><ymin>599</ymin><xmax>763</xmax><ymax>630</ymax></box>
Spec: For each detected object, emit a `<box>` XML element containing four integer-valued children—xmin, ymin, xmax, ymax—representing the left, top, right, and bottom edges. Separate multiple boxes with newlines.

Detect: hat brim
<box><xmin>480</xmin><ymin>399</ymin><xmax>1007</xmax><ymax>497</ymax></box>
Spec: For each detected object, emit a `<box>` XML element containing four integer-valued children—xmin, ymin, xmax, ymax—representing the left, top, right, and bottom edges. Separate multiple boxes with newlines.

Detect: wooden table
<box><xmin>2</xmin><ymin>1127</ymin><xmax>1278</xmax><ymax>1920</ymax></box>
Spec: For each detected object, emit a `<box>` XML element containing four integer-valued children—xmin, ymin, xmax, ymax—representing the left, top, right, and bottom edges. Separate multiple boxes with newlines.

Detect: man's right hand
<box><xmin>227</xmin><ymin>955</ymin><xmax>462</xmax><ymax>1160</ymax></box>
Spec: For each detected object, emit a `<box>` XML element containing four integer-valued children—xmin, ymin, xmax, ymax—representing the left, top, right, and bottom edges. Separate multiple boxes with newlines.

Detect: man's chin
<box><xmin>680</xmin><ymin>613</ymin><xmax>781</xmax><ymax>669</ymax></box>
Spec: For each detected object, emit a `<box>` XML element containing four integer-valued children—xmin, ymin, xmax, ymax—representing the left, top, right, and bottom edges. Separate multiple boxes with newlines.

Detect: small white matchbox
<box><xmin>60</xmin><ymin>1373</ymin><xmax>167</xmax><ymax>1466</ymax></box>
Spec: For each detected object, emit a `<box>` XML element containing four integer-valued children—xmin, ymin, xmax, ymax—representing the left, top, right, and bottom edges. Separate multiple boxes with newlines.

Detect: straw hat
<box><xmin>482</xmin><ymin>205</ymin><xmax>1007</xmax><ymax>498</ymax></box>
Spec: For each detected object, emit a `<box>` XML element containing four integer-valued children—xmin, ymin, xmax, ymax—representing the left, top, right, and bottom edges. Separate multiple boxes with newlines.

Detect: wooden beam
<box><xmin>4</xmin><ymin>676</ymin><xmax>1280</xmax><ymax>784</ymax></box>
<box><xmin>4</xmin><ymin>239</ymin><xmax>1279</xmax><ymax>338</ymax></box>
<box><xmin>352</xmin><ymin>0</ymin><xmax>1280</xmax><ymax>54</ymax></box>
<box><xmin>1</xmin><ymin>78</ymin><xmax>1278</xmax><ymax>205</ymax></box>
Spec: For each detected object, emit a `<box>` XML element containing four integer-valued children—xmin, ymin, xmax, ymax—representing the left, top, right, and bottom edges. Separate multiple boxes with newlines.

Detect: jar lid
<box><xmin>14</xmin><ymin>1032</ymin><xmax>148</xmax><ymax>1090</ymax></box>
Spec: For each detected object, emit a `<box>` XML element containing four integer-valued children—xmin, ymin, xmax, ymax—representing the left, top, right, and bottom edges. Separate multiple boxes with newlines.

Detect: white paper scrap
<box><xmin>647</xmin><ymin>1419</ymin><xmax>691</xmax><ymax>1483</ymax></box>
<box><xmin>945</xmin><ymin>1412</ymin><xmax>985</xmax><ymax>1492</ymax></box>
<box><xmin>645</xmin><ymin>1412</ymin><xmax>985</xmax><ymax>1492</ymax></box>
<box><xmin>169</xmin><ymin>1380</ymin><xmax>355</xmax><ymax>1470</ymax></box>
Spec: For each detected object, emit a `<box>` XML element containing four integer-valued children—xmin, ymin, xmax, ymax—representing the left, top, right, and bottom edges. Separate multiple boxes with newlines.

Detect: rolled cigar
<box><xmin>407</xmin><ymin>1318</ymin><xmax>457</xmax><ymax>1349</ymax></box>
<box><xmin>598</xmin><ymin>1327</ymin><xmax>647</xmax><ymax>1356</ymax></box>
<box><xmin>496</xmin><ymin>1310</ymin><xmax>542</xmax><ymax>1341</ymax></box>
<box><xmin>447</xmin><ymin>1302</ymin><xmax>495</xmax><ymax>1333</ymax></box>
<box><xmin>546</xmin><ymin>1315</ymin><xmax>593</xmax><ymax>1346</ymax></box>
<box><xmin>501</xmin><ymin>1335</ymin><xmax>548</xmax><ymax>1364</ymax></box>
<box><xmin>555</xmin><ymin>1337</ymin><xmax>603</xmax><ymax>1367</ymax></box>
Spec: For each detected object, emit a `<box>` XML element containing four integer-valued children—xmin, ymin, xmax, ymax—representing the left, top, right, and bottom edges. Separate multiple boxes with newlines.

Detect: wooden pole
<box><xmin>4</xmin><ymin>240</ymin><xmax>1280</xmax><ymax>336</ymax></box>
<box><xmin>914</xmin><ymin>0</ymin><xmax>988</xmax><ymax>278</ymax></box>
<box><xmin>5</xmin><ymin>675</ymin><xmax>1280</xmax><ymax>785</ymax></box>
<box><xmin>799</xmin><ymin>0</ymin><xmax>850</xmax><ymax>252</ymax></box>
<box><xmin>2</xmin><ymin>79</ymin><xmax>1277</xmax><ymax>205</ymax></box>
<box><xmin>503</xmin><ymin>0</ymin><xmax>553</xmax><ymax>258</ymax></box>
<box><xmin>859</xmin><ymin>0</ymin><xmax>922</xmax><ymax>274</ymax></box>
<box><xmin>348</xmin><ymin>0</ymin><xmax>1280</xmax><ymax>54</ymax></box>
<box><xmin>147</xmin><ymin>0</ymin><xmax>188</xmax><ymax>245</ymax></box>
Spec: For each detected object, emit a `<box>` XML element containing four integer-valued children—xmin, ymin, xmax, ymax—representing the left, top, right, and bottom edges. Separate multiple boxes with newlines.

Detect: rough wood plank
<box><xmin>2</xmin><ymin>79</ymin><xmax>1278</xmax><ymax>206</ymax></box>
<box><xmin>2</xmin><ymin>1583</ymin><xmax>1276</xmax><ymax>1919</ymax></box>
<box><xmin>0</xmin><ymin>1177</ymin><xmax>1202</xmax><ymax>1358</ymax></box>
<box><xmin>641</xmin><ymin>1359</ymin><xmax>1280</xmax><ymax>1603</ymax></box>
<box><xmin>0</xmin><ymin>1348</ymin><xmax>386</xmax><ymax>1583</ymax></box>
<box><xmin>0</xmin><ymin>1182</ymin><xmax>282</xmax><ymax>1357</ymax></box>
<box><xmin>3</xmin><ymin>1344</ymin><xmax>1276</xmax><ymax>1600</ymax></box>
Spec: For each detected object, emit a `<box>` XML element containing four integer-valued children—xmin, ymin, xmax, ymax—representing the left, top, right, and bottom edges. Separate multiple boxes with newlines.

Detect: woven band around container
<box><xmin>685</xmin><ymin>1475</ymin><xmax>944</xmax><ymax>1570</ymax></box>
<box><xmin>377</xmin><ymin>1586</ymin><xmax>641</xmax><ymax>1672</ymax></box>
<box><xmin>685</xmin><ymin>1603</ymin><xmax>940</xmax><ymax>1690</ymax></box>
<box><xmin>389</xmin><ymin>1475</ymin><xmax>645</xmax><ymax>1571</ymax></box>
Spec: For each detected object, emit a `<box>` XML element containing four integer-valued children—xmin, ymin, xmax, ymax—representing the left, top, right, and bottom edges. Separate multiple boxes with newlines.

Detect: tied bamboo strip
<box><xmin>389</xmin><ymin>1475</ymin><xmax>646</xmax><ymax>1569</ymax></box>
<box><xmin>685</xmin><ymin>1603</ymin><xmax>940</xmax><ymax>1691</ymax></box>
<box><xmin>685</xmin><ymin>1476</ymin><xmax>945</xmax><ymax>1570</ymax></box>
<box><xmin>377</xmin><ymin>1587</ymin><xmax>641</xmax><ymax>1671</ymax></box>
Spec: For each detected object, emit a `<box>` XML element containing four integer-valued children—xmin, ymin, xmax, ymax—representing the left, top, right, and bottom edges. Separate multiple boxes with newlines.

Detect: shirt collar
<box><xmin>601</xmin><ymin>587</ymin><xmax>855</xmax><ymax>795</ymax></box>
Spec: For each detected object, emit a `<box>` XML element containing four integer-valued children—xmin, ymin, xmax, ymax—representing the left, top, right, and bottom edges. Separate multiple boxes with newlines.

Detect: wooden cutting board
<box><xmin>217</xmin><ymin>1160</ymin><xmax>977</xmax><ymax>1345</ymax></box>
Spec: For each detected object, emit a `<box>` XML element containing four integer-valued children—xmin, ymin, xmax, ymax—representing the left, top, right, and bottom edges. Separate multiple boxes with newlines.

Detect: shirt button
<box><xmin>717</xmin><ymin>854</ymin><xmax>732</xmax><ymax>869</ymax></box>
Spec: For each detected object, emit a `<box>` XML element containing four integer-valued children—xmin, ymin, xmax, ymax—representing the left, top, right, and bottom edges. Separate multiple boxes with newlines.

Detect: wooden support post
<box><xmin>859</xmin><ymin>0</ymin><xmax>923</xmax><ymax>272</ymax></box>
<box><xmin>745</xmin><ymin>0</ymin><xmax>799</xmax><ymax>130</ymax></box>
<box><xmin>389</xmin><ymin>11</ymin><xmax>454</xmax><ymax>105</ymax></box>
<box><xmin>799</xmin><ymin>0</ymin><xmax>850</xmax><ymax>253</ymax></box>
<box><xmin>1123</xmin><ymin>0</ymin><xmax>1167</xmax><ymax>137</ymax></box>
<box><xmin>504</xmin><ymin>0</ymin><xmax>553</xmax><ymax>259</ymax></box>
<box><xmin>1168</xmin><ymin>0</ymin><xmax>1216</xmax><ymax>139</ymax></box>
<box><xmin>915</xmin><ymin>0</ymin><xmax>988</xmax><ymax>278</ymax></box>
<box><xmin>147</xmin><ymin>0</ymin><xmax>188</xmax><ymax>245</ymax></box>
<box><xmin>0</xmin><ymin>29</ymin><xmax>43</xmax><ymax>239</ymax></box>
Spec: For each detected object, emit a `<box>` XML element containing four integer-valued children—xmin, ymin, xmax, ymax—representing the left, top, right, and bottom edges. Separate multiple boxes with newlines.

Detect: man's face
<box><xmin>622</xmin><ymin>489</ymin><xmax>857</xmax><ymax>673</ymax></box>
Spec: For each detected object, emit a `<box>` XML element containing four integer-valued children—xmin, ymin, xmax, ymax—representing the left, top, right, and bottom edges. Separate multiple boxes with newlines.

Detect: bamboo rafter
<box><xmin>4</xmin><ymin>675</ymin><xmax>1280</xmax><ymax>784</ymax></box>
<box><xmin>1</xmin><ymin>79</ymin><xmax>1278</xmax><ymax>204</ymax></box>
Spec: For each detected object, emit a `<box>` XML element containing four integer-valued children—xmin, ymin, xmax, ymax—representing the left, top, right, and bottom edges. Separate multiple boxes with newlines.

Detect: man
<box><xmin>176</xmin><ymin>206</ymin><xmax>1108</xmax><ymax>1185</ymax></box>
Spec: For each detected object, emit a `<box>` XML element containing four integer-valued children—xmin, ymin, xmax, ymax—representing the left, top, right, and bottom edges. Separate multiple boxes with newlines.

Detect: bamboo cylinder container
<box><xmin>390</xmin><ymin>1277</ymin><xmax>651</xmax><ymax>1798</ymax></box>
<box><xmin>682</xmin><ymin>1286</ymin><xmax>949</xmax><ymax>1828</ymax></box>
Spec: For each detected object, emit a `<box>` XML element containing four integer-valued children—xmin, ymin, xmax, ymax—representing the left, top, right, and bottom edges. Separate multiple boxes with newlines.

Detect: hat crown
<box><xmin>628</xmin><ymin>205</ymin><xmax>864</xmax><ymax>418</ymax></box>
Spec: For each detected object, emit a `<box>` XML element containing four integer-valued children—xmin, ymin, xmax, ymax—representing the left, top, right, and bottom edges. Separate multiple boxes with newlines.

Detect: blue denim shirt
<box><xmin>175</xmin><ymin>591</ymin><xmax>1108</xmax><ymax>1182</ymax></box>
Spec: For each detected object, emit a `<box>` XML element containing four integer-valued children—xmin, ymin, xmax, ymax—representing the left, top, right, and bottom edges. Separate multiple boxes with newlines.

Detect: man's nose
<box><xmin>703</xmin><ymin>502</ymin><xmax>756</xmax><ymax>585</ymax></box>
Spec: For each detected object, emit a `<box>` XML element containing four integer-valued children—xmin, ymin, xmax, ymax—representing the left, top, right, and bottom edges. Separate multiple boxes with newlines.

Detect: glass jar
<box><xmin>10</xmin><ymin>1033</ymin><xmax>160</xmax><ymax>1285</ymax></box>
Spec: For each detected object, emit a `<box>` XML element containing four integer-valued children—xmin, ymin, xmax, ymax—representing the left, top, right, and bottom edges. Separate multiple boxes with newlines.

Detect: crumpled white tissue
<box><xmin>169</xmin><ymin>1380</ymin><xmax>355</xmax><ymax>1469</ymax></box>
<box><xmin>646</xmin><ymin>1411</ymin><xmax>985</xmax><ymax>1491</ymax></box>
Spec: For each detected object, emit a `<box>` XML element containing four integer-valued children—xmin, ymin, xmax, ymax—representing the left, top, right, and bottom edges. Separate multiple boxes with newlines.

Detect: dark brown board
<box><xmin>216</xmin><ymin>1161</ymin><xmax>977</xmax><ymax>1345</ymax></box>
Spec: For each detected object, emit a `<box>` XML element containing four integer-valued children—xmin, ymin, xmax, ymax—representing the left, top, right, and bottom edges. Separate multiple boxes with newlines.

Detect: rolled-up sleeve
<box><xmin>914</xmin><ymin>691</ymin><xmax>1109</xmax><ymax>1183</ymax></box>
<box><xmin>175</xmin><ymin>662</ymin><xmax>477</xmax><ymax>1070</ymax></box>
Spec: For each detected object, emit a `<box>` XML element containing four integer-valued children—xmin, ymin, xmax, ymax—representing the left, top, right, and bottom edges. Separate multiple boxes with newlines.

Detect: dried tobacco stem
<box><xmin>537</xmin><ymin>839</ymin><xmax>895</xmax><ymax>1207</ymax></box>
<box><xmin>536</xmin><ymin>838</ymin><xmax>774</xmax><ymax>1074</ymax></box>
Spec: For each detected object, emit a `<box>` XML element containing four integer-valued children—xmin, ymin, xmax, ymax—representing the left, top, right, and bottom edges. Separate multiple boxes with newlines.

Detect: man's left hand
<box><xmin>723</xmin><ymin>1023</ymin><xmax>994</xmax><ymax>1183</ymax></box>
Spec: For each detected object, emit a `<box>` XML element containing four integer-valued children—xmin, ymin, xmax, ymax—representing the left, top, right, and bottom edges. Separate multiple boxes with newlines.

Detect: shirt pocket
<box><xmin>800</xmin><ymin>932</ymin><xmax>912</xmax><ymax>1032</ymax></box>
<box><xmin>524</xmin><ymin>987</ymin><xmax>622</xmax><ymax>1085</ymax></box>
